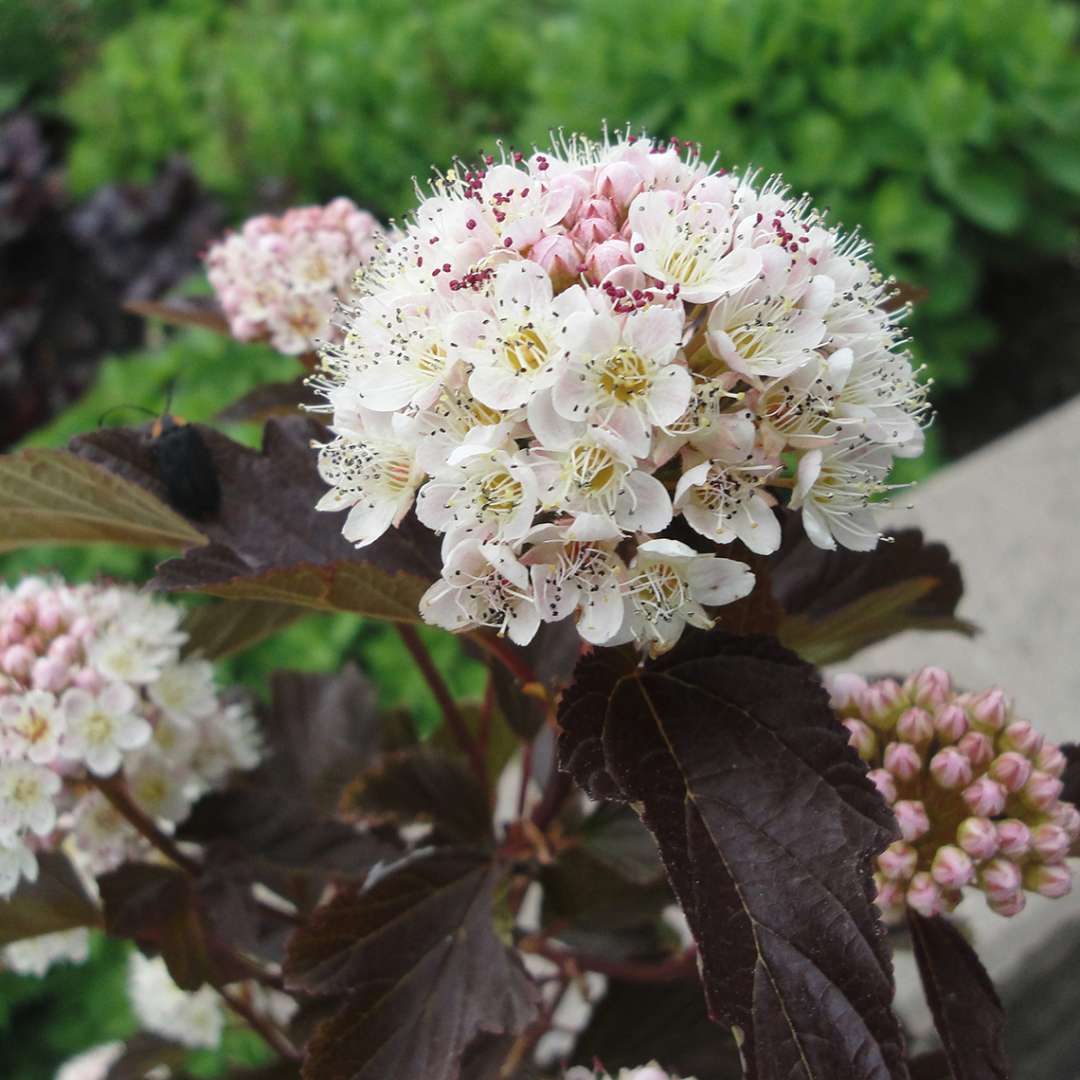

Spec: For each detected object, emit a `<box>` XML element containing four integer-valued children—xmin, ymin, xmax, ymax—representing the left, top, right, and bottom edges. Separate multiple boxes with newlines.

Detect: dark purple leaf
<box><xmin>578</xmin><ymin>803</ymin><xmax>666</xmax><ymax>887</ymax></box>
<box><xmin>70</xmin><ymin>417</ymin><xmax>440</xmax><ymax>622</ymax></box>
<box><xmin>907</xmin><ymin>1052</ymin><xmax>951</xmax><ymax>1080</ymax></box>
<box><xmin>1059</xmin><ymin>743</ymin><xmax>1080</xmax><ymax>806</ymax></box>
<box><xmin>284</xmin><ymin>849</ymin><xmax>539</xmax><ymax>1080</ymax></box>
<box><xmin>0</xmin><ymin>851</ymin><xmax>102</xmax><ymax>945</ymax></box>
<box><xmin>558</xmin><ymin>630</ymin><xmax>906</xmax><ymax>1080</ymax></box>
<box><xmin>909</xmin><ymin>913</ymin><xmax>1008</xmax><ymax>1080</ymax></box>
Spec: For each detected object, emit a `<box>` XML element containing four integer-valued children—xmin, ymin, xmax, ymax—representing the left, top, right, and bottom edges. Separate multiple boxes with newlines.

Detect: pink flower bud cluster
<box><xmin>313</xmin><ymin>129</ymin><xmax>927</xmax><ymax>656</ymax></box>
<box><xmin>0</xmin><ymin>577</ymin><xmax>261</xmax><ymax>899</ymax></box>
<box><xmin>831</xmin><ymin>668</ymin><xmax>1078</xmax><ymax>918</ymax></box>
<box><xmin>206</xmin><ymin>197</ymin><xmax>385</xmax><ymax>355</ymax></box>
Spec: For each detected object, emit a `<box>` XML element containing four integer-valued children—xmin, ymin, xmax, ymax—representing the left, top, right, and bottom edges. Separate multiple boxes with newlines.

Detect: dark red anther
<box><xmin>466</xmin><ymin>219</ymin><xmax>477</xmax><ymax>230</ymax></box>
<box><xmin>633</xmin><ymin>242</ymin><xmax>645</xmax><ymax>253</ymax></box>
<box><xmin>503</xmin><ymin>236</ymin><xmax>513</xmax><ymax>247</ymax></box>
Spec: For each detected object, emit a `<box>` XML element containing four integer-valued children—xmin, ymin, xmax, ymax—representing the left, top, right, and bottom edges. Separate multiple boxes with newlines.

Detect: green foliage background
<box><xmin>2</xmin><ymin>0</ymin><xmax>1079</xmax><ymax>1073</ymax></box>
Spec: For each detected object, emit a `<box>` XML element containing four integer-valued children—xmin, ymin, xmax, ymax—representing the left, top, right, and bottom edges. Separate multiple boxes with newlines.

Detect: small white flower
<box><xmin>0</xmin><ymin>761</ymin><xmax>61</xmax><ymax>842</ymax></box>
<box><xmin>0</xmin><ymin>689</ymin><xmax>65</xmax><ymax>763</ymax></box>
<box><xmin>190</xmin><ymin>703</ymin><xmax>262</xmax><ymax>786</ymax></box>
<box><xmin>2</xmin><ymin>927</ymin><xmax>90</xmax><ymax>977</ymax></box>
<box><xmin>60</xmin><ymin>683</ymin><xmax>151</xmax><ymax>776</ymax></box>
<box><xmin>148</xmin><ymin>660</ymin><xmax>218</xmax><ymax>725</ymax></box>
<box><xmin>411</xmin><ymin>386</ymin><xmax>514</xmax><ymax>475</ymax></box>
<box><xmin>420</xmin><ymin>540</ymin><xmax>540</xmax><ymax>645</ymax></box>
<box><xmin>618</xmin><ymin>539</ymin><xmax>755</xmax><ymax>656</ymax></box>
<box><xmin>55</xmin><ymin>1042</ymin><xmax>125</xmax><ymax>1080</ymax></box>
<box><xmin>70</xmin><ymin>791</ymin><xmax>141</xmax><ymax>875</ymax></box>
<box><xmin>128</xmin><ymin>953</ymin><xmax>224</xmax><ymax>1050</ymax></box>
<box><xmin>0</xmin><ymin>836</ymin><xmax>38</xmax><ymax>899</ymax></box>
<box><xmin>125</xmin><ymin>750</ymin><xmax>194</xmax><ymax>825</ymax></box>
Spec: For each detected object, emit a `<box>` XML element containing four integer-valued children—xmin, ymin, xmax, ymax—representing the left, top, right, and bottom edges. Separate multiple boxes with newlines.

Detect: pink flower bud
<box><xmin>929</xmin><ymin>747</ymin><xmax>973</xmax><ymax>790</ymax></box>
<box><xmin>585</xmin><ymin>239</ymin><xmax>634</xmax><ymax>282</ymax></box>
<box><xmin>10</xmin><ymin>600</ymin><xmax>35</xmax><ymax>627</ymax></box>
<box><xmin>1034</xmin><ymin>743</ymin><xmax>1067</xmax><ymax>778</ymax></box>
<box><xmin>530</xmin><ymin>234</ymin><xmax>583</xmax><ymax>290</ymax></box>
<box><xmin>930</xmin><ymin>845</ymin><xmax>975</xmax><ymax>889</ymax></box>
<box><xmin>35</xmin><ymin>602</ymin><xmax>62</xmax><ymax>636</ymax></box>
<box><xmin>2</xmin><ymin>644</ymin><xmax>34</xmax><ymax>681</ymax></box>
<box><xmin>957</xmin><ymin>731</ymin><xmax>994</xmax><ymax>771</ymax></box>
<box><xmin>875</xmin><ymin>879</ymin><xmax>906</xmax><ymax>913</ymax></box>
<box><xmin>994</xmin><ymin>819</ymin><xmax>1031</xmax><ymax>859</ymax></box>
<box><xmin>933</xmin><ymin>703</ymin><xmax>968</xmax><ymax>743</ymax></box>
<box><xmin>1024</xmin><ymin>863</ymin><xmax>1072</xmax><ymax>899</ymax></box>
<box><xmin>906</xmin><ymin>666</ymin><xmax>951</xmax><ymax>708</ymax></box>
<box><xmin>867</xmin><ymin>768</ymin><xmax>897</xmax><ymax>805</ymax></box>
<box><xmin>860</xmin><ymin>678</ymin><xmax>902</xmax><ymax>729</ymax></box>
<box><xmin>962</xmin><ymin>777</ymin><xmax>1007</xmax><ymax>817</ymax></box>
<box><xmin>570</xmin><ymin>215</ymin><xmax>618</xmax><ymax>246</ymax></box>
<box><xmin>69</xmin><ymin>616</ymin><xmax>94</xmax><ymax>640</ymax></box>
<box><xmin>829</xmin><ymin>672</ymin><xmax>867</xmax><ymax>712</ymax></box>
<box><xmin>1021</xmin><ymin>770</ymin><xmax>1064</xmax><ymax>812</ymax></box>
<box><xmin>1030</xmin><ymin>823</ymin><xmax>1070</xmax><ymax>863</ymax></box>
<box><xmin>31</xmin><ymin>657</ymin><xmax>68</xmax><ymax>692</ymax></box>
<box><xmin>46</xmin><ymin>634</ymin><xmax>79</xmax><ymax>666</ymax></box>
<box><xmin>979</xmin><ymin>857</ymin><xmax>1022</xmax><ymax>902</ymax></box>
<box><xmin>595</xmin><ymin>161</ymin><xmax>644</xmax><ymax>208</ymax></box>
<box><xmin>895</xmin><ymin>707</ymin><xmax>933</xmax><ymax>746</ymax></box>
<box><xmin>842</xmin><ymin>718</ymin><xmax>877</xmax><ymax>762</ymax></box>
<box><xmin>72</xmin><ymin>668</ymin><xmax>103</xmax><ymax>692</ymax></box>
<box><xmin>877</xmin><ymin>841</ymin><xmax>918</xmax><ymax>881</ymax></box>
<box><xmin>894</xmin><ymin>799</ymin><xmax>930</xmax><ymax>842</ymax></box>
<box><xmin>987</xmin><ymin>891</ymin><xmax>1026</xmax><ymax>917</ymax></box>
<box><xmin>1051</xmin><ymin>802</ymin><xmax>1080</xmax><ymax>842</ymax></box>
<box><xmin>884</xmin><ymin>741</ymin><xmax>922</xmax><ymax>782</ymax></box>
<box><xmin>906</xmin><ymin>872</ymin><xmax>944</xmax><ymax>917</ymax></box>
<box><xmin>956</xmin><ymin>816</ymin><xmax>1000</xmax><ymax>862</ymax></box>
<box><xmin>988</xmin><ymin>751</ymin><xmax>1032</xmax><ymax>794</ymax></box>
<box><xmin>969</xmin><ymin>688</ymin><xmax>1009</xmax><ymax>732</ymax></box>
<box><xmin>999</xmin><ymin>720</ymin><xmax>1042</xmax><ymax>758</ymax></box>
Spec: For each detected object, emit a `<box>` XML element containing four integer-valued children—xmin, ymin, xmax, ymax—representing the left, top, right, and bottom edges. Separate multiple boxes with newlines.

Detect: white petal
<box><xmin>647</xmin><ymin>364</ymin><xmax>693</xmax><ymax>427</ymax></box>
<box><xmin>686</xmin><ymin>557</ymin><xmax>755</xmax><ymax>606</ymax></box>
<box><xmin>343</xmin><ymin>499</ymin><xmax>398</xmax><ymax>547</ymax></box>
<box><xmin>616</xmin><ymin>471</ymin><xmax>672</xmax><ymax>534</ymax></box>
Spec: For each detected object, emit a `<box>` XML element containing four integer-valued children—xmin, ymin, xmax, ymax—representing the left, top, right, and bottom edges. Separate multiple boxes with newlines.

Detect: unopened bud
<box><xmin>842</xmin><ymin>718</ymin><xmax>877</xmax><ymax>762</ymax></box>
<box><xmin>980</xmin><ymin>857</ymin><xmax>1022</xmax><ymax>901</ymax></box>
<box><xmin>586</xmin><ymin>239</ymin><xmax>634</xmax><ymax>282</ymax></box>
<box><xmin>906</xmin><ymin>872</ymin><xmax>943</xmax><ymax>917</ymax></box>
<box><xmin>929</xmin><ymin>747</ymin><xmax>973</xmax><ymax>790</ymax></box>
<box><xmin>72</xmin><ymin>668</ymin><xmax>103</xmax><ymax>692</ymax></box>
<box><xmin>894</xmin><ymin>799</ymin><xmax>930</xmax><ymax>842</ymax></box>
<box><xmin>46</xmin><ymin>634</ymin><xmax>79</xmax><ymax>666</ymax></box>
<box><xmin>896</xmin><ymin>707</ymin><xmax>933</xmax><ymax>746</ymax></box>
<box><xmin>1024</xmin><ymin>863</ymin><xmax>1072</xmax><ymax>899</ymax></box>
<box><xmin>988</xmin><ymin>751</ymin><xmax>1032</xmax><ymax>793</ymax></box>
<box><xmin>1021</xmin><ymin>770</ymin><xmax>1064</xmax><ymax>812</ymax></box>
<box><xmin>830</xmin><ymin>672</ymin><xmax>868</xmax><ymax>712</ymax></box>
<box><xmin>1030</xmin><ymin>823</ymin><xmax>1070</xmax><ymax>864</ymax></box>
<box><xmin>1051</xmin><ymin>802</ymin><xmax>1080</xmax><ymax>842</ymax></box>
<box><xmin>931</xmin><ymin>845</ymin><xmax>974</xmax><ymax>889</ymax></box>
<box><xmin>933</xmin><ymin>703</ymin><xmax>968</xmax><ymax>743</ymax></box>
<box><xmin>987</xmin><ymin>891</ymin><xmax>1027</xmax><ymax>917</ymax></box>
<box><xmin>1034</xmin><ymin>743</ymin><xmax>1067</xmax><ymax>778</ymax></box>
<box><xmin>878</xmin><ymin>841</ymin><xmax>918</xmax><ymax>881</ymax></box>
<box><xmin>962</xmin><ymin>777</ymin><xmax>1007</xmax><ymax>817</ymax></box>
<box><xmin>596</xmin><ymin>161</ymin><xmax>644</xmax><ymax>208</ymax></box>
<box><xmin>969</xmin><ymin>688</ymin><xmax>1009</xmax><ymax>732</ymax></box>
<box><xmin>957</xmin><ymin>731</ymin><xmax>994</xmax><ymax>770</ymax></box>
<box><xmin>1000</xmin><ymin>720</ymin><xmax>1043</xmax><ymax>758</ymax></box>
<box><xmin>867</xmin><ymin>768</ymin><xmax>897</xmax><ymax>805</ymax></box>
<box><xmin>994</xmin><ymin>819</ymin><xmax>1031</xmax><ymax>858</ymax></box>
<box><xmin>30</xmin><ymin>657</ymin><xmax>67</xmax><ymax>692</ymax></box>
<box><xmin>531</xmin><ymin>234</ymin><xmax>583</xmax><ymax>290</ymax></box>
<box><xmin>907</xmin><ymin>666</ymin><xmax>951</xmax><ymax>708</ymax></box>
<box><xmin>957</xmin><ymin>816</ymin><xmax>999</xmax><ymax>862</ymax></box>
<box><xmin>884</xmin><ymin>741</ymin><xmax>922</xmax><ymax>782</ymax></box>
<box><xmin>861</xmin><ymin>679</ymin><xmax>903</xmax><ymax>729</ymax></box>
<box><xmin>875</xmin><ymin>878</ymin><xmax>906</xmax><ymax>913</ymax></box>
<box><xmin>2</xmin><ymin>644</ymin><xmax>34</xmax><ymax>680</ymax></box>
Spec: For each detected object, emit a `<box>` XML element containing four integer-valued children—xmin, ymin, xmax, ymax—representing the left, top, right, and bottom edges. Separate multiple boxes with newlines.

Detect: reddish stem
<box><xmin>218</xmin><ymin>983</ymin><xmax>300</xmax><ymax>1062</ymax></box>
<box><xmin>396</xmin><ymin>624</ymin><xmax>487</xmax><ymax>785</ymax></box>
<box><xmin>469</xmin><ymin>630</ymin><xmax>536</xmax><ymax>685</ymax></box>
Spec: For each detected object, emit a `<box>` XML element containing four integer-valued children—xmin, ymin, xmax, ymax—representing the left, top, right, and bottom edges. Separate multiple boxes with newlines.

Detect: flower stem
<box><xmin>396</xmin><ymin>624</ymin><xmax>487</xmax><ymax>785</ymax></box>
<box><xmin>469</xmin><ymin>629</ymin><xmax>537</xmax><ymax>685</ymax></box>
<box><xmin>218</xmin><ymin>983</ymin><xmax>300</xmax><ymax>1062</ymax></box>
<box><xmin>91</xmin><ymin>774</ymin><xmax>200</xmax><ymax>875</ymax></box>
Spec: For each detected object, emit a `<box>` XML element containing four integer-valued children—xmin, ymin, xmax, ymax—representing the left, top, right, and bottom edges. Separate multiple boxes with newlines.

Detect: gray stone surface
<box><xmin>845</xmin><ymin>396</ymin><xmax>1080</xmax><ymax>1042</ymax></box>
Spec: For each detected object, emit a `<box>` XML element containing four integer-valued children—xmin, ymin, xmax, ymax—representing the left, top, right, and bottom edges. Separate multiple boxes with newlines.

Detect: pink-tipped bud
<box><xmin>35</xmin><ymin>603</ymin><xmax>61</xmax><ymax>636</ymax></box>
<box><xmin>877</xmin><ymin>841</ymin><xmax>918</xmax><ymax>881</ymax></box>
<box><xmin>988</xmin><ymin>751</ymin><xmax>1032</xmax><ymax>794</ymax></box>
<box><xmin>957</xmin><ymin>731</ymin><xmax>994</xmax><ymax>771</ymax></box>
<box><xmin>72</xmin><ymin>668</ymin><xmax>103</xmax><ymax>692</ymax></box>
<box><xmin>9</xmin><ymin>599</ymin><xmax>35</xmax><ymax>627</ymax></box>
<box><xmin>895</xmin><ymin>707</ymin><xmax>933</xmax><ymax>746</ymax></box>
<box><xmin>30</xmin><ymin>657</ymin><xmax>68</xmax><ymax>693</ymax></box>
<box><xmin>830</xmin><ymin>672</ymin><xmax>867</xmax><ymax>712</ymax></box>
<box><xmin>46</xmin><ymin>634</ymin><xmax>79</xmax><ymax>666</ymax></box>
<box><xmin>585</xmin><ymin>239</ymin><xmax>633</xmax><ymax>282</ymax></box>
<box><xmin>1034</xmin><ymin>743</ymin><xmax>1067</xmax><ymax>778</ymax></box>
<box><xmin>884</xmin><ymin>741</ymin><xmax>922</xmax><ymax>782</ymax></box>
<box><xmin>861</xmin><ymin>678</ymin><xmax>902</xmax><ymax>729</ymax></box>
<box><xmin>1000</xmin><ymin>720</ymin><xmax>1043</xmax><ymax>758</ymax></box>
<box><xmin>957</xmin><ymin>816</ymin><xmax>1000</xmax><ymax>862</ymax></box>
<box><xmin>969</xmin><ymin>688</ymin><xmax>1009</xmax><ymax>732</ymax></box>
<box><xmin>987</xmin><ymin>891</ymin><xmax>1027</xmax><ymax>917</ymax></box>
<box><xmin>1051</xmin><ymin>803</ymin><xmax>1080</xmax><ymax>842</ymax></box>
<box><xmin>930</xmin><ymin>845</ymin><xmax>975</xmax><ymax>889</ymax></box>
<box><xmin>933</xmin><ymin>703</ymin><xmax>968</xmax><ymax>744</ymax></box>
<box><xmin>875</xmin><ymin>879</ymin><xmax>906</xmax><ymax>913</ymax></box>
<box><xmin>907</xmin><ymin>666</ymin><xmax>951</xmax><ymax>708</ymax></box>
<box><xmin>842</xmin><ymin>718</ymin><xmax>877</xmax><ymax>762</ymax></box>
<box><xmin>994</xmin><ymin>819</ymin><xmax>1031</xmax><ymax>859</ymax></box>
<box><xmin>894</xmin><ymin>799</ymin><xmax>930</xmax><ymax>842</ymax></box>
<box><xmin>2</xmin><ymin>644</ymin><xmax>34</xmax><ymax>680</ymax></box>
<box><xmin>595</xmin><ymin>161</ymin><xmax>644</xmax><ymax>209</ymax></box>
<box><xmin>867</xmin><ymin>768</ymin><xmax>897</xmax><ymax>805</ymax></box>
<box><xmin>1024</xmin><ymin>863</ymin><xmax>1072</xmax><ymax>899</ymax></box>
<box><xmin>962</xmin><ymin>777</ymin><xmax>1007</xmax><ymax>817</ymax></box>
<box><xmin>530</xmin><ymin>234</ymin><xmax>583</xmax><ymax>290</ymax></box>
<box><xmin>906</xmin><ymin>872</ymin><xmax>944</xmax><ymax>917</ymax></box>
<box><xmin>980</xmin><ymin>857</ymin><xmax>1023</xmax><ymax>902</ymax></box>
<box><xmin>1030</xmin><ymin>823</ymin><xmax>1070</xmax><ymax>864</ymax></box>
<box><xmin>929</xmin><ymin>747</ymin><xmax>973</xmax><ymax>790</ymax></box>
<box><xmin>1021</xmin><ymin>770</ymin><xmax>1064</xmax><ymax>812</ymax></box>
<box><xmin>69</xmin><ymin>616</ymin><xmax>94</xmax><ymax>641</ymax></box>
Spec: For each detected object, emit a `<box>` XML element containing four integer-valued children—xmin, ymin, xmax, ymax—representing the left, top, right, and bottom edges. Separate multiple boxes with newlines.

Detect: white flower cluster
<box><xmin>1</xmin><ymin>926</ymin><xmax>90</xmax><ymax>976</ymax></box>
<box><xmin>0</xmin><ymin>577</ymin><xmax>261</xmax><ymax>898</ymax></box>
<box><xmin>314</xmin><ymin>131</ymin><xmax>927</xmax><ymax>654</ymax></box>
<box><xmin>206</xmin><ymin>197</ymin><xmax>385</xmax><ymax>355</ymax></box>
<box><xmin>566</xmin><ymin>1064</ymin><xmax>692</xmax><ymax>1080</ymax></box>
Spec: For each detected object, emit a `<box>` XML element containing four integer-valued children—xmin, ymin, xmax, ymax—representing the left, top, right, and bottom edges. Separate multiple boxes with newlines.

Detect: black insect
<box><xmin>100</xmin><ymin>391</ymin><xmax>221</xmax><ymax>520</ymax></box>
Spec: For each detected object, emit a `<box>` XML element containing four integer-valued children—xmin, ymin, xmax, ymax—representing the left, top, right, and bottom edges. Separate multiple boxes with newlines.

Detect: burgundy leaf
<box><xmin>284</xmin><ymin>849</ymin><xmax>539</xmax><ymax>1080</ymax></box>
<box><xmin>909</xmin><ymin>913</ymin><xmax>1009</xmax><ymax>1080</ymax></box>
<box><xmin>558</xmin><ymin>630</ymin><xmax>906</xmax><ymax>1080</ymax></box>
<box><xmin>1059</xmin><ymin>743</ymin><xmax>1080</xmax><ymax>806</ymax></box>
<box><xmin>907</xmin><ymin>1052</ymin><xmax>952</xmax><ymax>1080</ymax></box>
<box><xmin>0</xmin><ymin>851</ymin><xmax>102</xmax><ymax>945</ymax></box>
